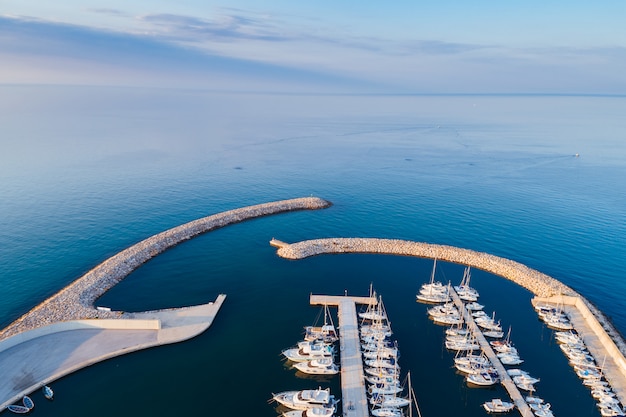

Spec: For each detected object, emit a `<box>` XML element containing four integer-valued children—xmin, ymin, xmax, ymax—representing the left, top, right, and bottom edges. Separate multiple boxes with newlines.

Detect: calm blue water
<box><xmin>1</xmin><ymin>87</ymin><xmax>625</xmax><ymax>416</ymax></box>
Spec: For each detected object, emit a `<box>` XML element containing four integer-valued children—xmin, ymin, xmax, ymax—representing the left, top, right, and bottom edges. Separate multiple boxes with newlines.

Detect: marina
<box><xmin>448</xmin><ymin>285</ymin><xmax>534</xmax><ymax>417</ymax></box>
<box><xmin>0</xmin><ymin>197</ymin><xmax>624</xmax><ymax>416</ymax></box>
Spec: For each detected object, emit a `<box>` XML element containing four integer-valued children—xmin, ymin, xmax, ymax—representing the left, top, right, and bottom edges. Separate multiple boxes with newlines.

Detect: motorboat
<box><xmin>465</xmin><ymin>301</ymin><xmax>484</xmax><ymax>311</ymax></box>
<box><xmin>370</xmin><ymin>406</ymin><xmax>403</xmax><ymax>417</ymax></box>
<box><xmin>272</xmin><ymin>387</ymin><xmax>337</xmax><ymax>410</ymax></box>
<box><xmin>294</xmin><ymin>358</ymin><xmax>339</xmax><ymax>375</ymax></box>
<box><xmin>427</xmin><ymin>303</ymin><xmax>458</xmax><ymax>318</ymax></box>
<box><xmin>282</xmin><ymin>406</ymin><xmax>335</xmax><ymax>417</ymax></box>
<box><xmin>483</xmin><ymin>398</ymin><xmax>515</xmax><ymax>413</ymax></box>
<box><xmin>283</xmin><ymin>341</ymin><xmax>334</xmax><ymax>362</ymax></box>
<box><xmin>525</xmin><ymin>396</ymin><xmax>544</xmax><ymax>405</ymax></box>
<box><xmin>467</xmin><ymin>370</ymin><xmax>499</xmax><ymax>387</ymax></box>
<box><xmin>513</xmin><ymin>374</ymin><xmax>540</xmax><ymax>386</ymax></box>
<box><xmin>531</xmin><ymin>402</ymin><xmax>554</xmax><ymax>417</ymax></box>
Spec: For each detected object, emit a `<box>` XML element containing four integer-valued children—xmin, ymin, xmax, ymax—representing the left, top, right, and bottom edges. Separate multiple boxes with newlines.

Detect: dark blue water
<box><xmin>1</xmin><ymin>87</ymin><xmax>625</xmax><ymax>416</ymax></box>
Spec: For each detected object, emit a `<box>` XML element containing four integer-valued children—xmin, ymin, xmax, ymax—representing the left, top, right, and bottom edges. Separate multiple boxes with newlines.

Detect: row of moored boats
<box><xmin>271</xmin><ymin>305</ymin><xmax>339</xmax><ymax>417</ymax></box>
<box><xmin>358</xmin><ymin>292</ymin><xmax>420</xmax><ymax>417</ymax></box>
<box><xmin>7</xmin><ymin>385</ymin><xmax>53</xmax><ymax>414</ymax></box>
<box><xmin>418</xmin><ymin>261</ymin><xmax>552</xmax><ymax>416</ymax></box>
<box><xmin>536</xmin><ymin>302</ymin><xmax>626</xmax><ymax>417</ymax></box>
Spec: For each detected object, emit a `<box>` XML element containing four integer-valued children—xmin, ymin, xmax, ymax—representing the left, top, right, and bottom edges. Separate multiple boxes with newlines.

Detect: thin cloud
<box><xmin>88</xmin><ymin>8</ymin><xmax>130</xmax><ymax>18</ymax></box>
<box><xmin>138</xmin><ymin>12</ymin><xmax>290</xmax><ymax>43</ymax></box>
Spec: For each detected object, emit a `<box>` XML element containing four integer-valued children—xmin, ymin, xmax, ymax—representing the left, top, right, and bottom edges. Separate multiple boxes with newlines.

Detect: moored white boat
<box><xmin>283</xmin><ymin>340</ymin><xmax>334</xmax><ymax>362</ymax></box>
<box><xmin>272</xmin><ymin>387</ymin><xmax>336</xmax><ymax>410</ymax></box>
<box><xmin>294</xmin><ymin>358</ymin><xmax>339</xmax><ymax>375</ymax></box>
<box><xmin>282</xmin><ymin>406</ymin><xmax>335</xmax><ymax>417</ymax></box>
<box><xmin>304</xmin><ymin>304</ymin><xmax>339</xmax><ymax>344</ymax></box>
<box><xmin>483</xmin><ymin>398</ymin><xmax>515</xmax><ymax>413</ymax></box>
<box><xmin>416</xmin><ymin>260</ymin><xmax>451</xmax><ymax>304</ymax></box>
<box><xmin>467</xmin><ymin>370</ymin><xmax>499</xmax><ymax>387</ymax></box>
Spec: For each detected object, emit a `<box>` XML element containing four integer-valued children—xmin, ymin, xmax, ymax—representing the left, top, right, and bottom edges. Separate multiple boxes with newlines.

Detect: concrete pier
<box><xmin>310</xmin><ymin>295</ymin><xmax>376</xmax><ymax>417</ymax></box>
<box><xmin>448</xmin><ymin>289</ymin><xmax>533</xmax><ymax>417</ymax></box>
<box><xmin>0</xmin><ymin>294</ymin><xmax>225</xmax><ymax>412</ymax></box>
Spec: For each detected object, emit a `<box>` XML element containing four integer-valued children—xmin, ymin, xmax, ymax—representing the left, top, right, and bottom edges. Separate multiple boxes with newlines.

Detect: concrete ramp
<box><xmin>0</xmin><ymin>294</ymin><xmax>225</xmax><ymax>411</ymax></box>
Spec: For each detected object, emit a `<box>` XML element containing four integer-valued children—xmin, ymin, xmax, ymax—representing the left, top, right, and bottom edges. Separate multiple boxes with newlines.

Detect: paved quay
<box><xmin>0</xmin><ymin>295</ymin><xmax>225</xmax><ymax>411</ymax></box>
<box><xmin>310</xmin><ymin>295</ymin><xmax>376</xmax><ymax>417</ymax></box>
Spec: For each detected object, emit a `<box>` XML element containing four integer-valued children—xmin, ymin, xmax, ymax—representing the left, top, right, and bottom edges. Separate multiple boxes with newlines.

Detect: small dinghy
<box><xmin>22</xmin><ymin>396</ymin><xmax>34</xmax><ymax>410</ymax></box>
<box><xmin>7</xmin><ymin>405</ymin><xmax>30</xmax><ymax>414</ymax></box>
<box><xmin>43</xmin><ymin>385</ymin><xmax>54</xmax><ymax>400</ymax></box>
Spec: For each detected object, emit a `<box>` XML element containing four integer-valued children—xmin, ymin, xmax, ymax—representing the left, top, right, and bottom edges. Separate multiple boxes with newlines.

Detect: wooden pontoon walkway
<box><xmin>310</xmin><ymin>295</ymin><xmax>376</xmax><ymax>417</ymax></box>
<box><xmin>448</xmin><ymin>288</ymin><xmax>534</xmax><ymax>417</ymax></box>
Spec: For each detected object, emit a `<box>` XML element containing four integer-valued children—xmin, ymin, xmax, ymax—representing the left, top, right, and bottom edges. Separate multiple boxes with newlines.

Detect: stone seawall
<box><xmin>278</xmin><ymin>237</ymin><xmax>576</xmax><ymax>297</ymax></box>
<box><xmin>0</xmin><ymin>197</ymin><xmax>331</xmax><ymax>342</ymax></box>
<box><xmin>276</xmin><ymin>237</ymin><xmax>626</xmax><ymax>356</ymax></box>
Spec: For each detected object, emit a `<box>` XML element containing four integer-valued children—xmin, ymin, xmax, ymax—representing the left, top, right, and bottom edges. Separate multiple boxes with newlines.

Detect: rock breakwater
<box><xmin>276</xmin><ymin>237</ymin><xmax>626</xmax><ymax>357</ymax></box>
<box><xmin>277</xmin><ymin>237</ymin><xmax>575</xmax><ymax>297</ymax></box>
<box><xmin>0</xmin><ymin>197</ymin><xmax>331</xmax><ymax>341</ymax></box>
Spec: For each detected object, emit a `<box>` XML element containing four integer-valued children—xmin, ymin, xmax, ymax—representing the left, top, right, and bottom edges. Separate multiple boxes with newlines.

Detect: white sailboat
<box><xmin>304</xmin><ymin>304</ymin><xmax>338</xmax><ymax>344</ymax></box>
<box><xmin>416</xmin><ymin>259</ymin><xmax>450</xmax><ymax>304</ymax></box>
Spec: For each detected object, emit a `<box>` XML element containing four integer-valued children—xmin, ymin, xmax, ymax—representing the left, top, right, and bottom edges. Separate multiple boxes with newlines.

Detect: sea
<box><xmin>1</xmin><ymin>86</ymin><xmax>625</xmax><ymax>416</ymax></box>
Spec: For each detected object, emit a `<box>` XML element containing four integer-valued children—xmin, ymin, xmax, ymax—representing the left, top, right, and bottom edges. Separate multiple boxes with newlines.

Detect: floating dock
<box><xmin>448</xmin><ymin>288</ymin><xmax>534</xmax><ymax>417</ymax></box>
<box><xmin>310</xmin><ymin>294</ymin><xmax>376</xmax><ymax>417</ymax></box>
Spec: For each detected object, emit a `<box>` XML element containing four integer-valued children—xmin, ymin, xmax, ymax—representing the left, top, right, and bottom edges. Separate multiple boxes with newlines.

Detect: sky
<box><xmin>1</xmin><ymin>1</ymin><xmax>626</xmax><ymax>93</ymax></box>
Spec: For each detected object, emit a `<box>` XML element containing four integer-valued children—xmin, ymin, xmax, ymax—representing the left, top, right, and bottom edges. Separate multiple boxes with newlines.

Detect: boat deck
<box><xmin>449</xmin><ymin>288</ymin><xmax>535</xmax><ymax>417</ymax></box>
<box><xmin>310</xmin><ymin>294</ymin><xmax>376</xmax><ymax>417</ymax></box>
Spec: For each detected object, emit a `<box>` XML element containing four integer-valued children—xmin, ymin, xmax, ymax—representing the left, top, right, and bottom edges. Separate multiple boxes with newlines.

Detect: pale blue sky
<box><xmin>1</xmin><ymin>1</ymin><xmax>625</xmax><ymax>93</ymax></box>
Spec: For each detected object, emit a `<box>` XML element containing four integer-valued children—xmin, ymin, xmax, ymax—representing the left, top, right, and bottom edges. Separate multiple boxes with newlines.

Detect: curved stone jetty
<box><xmin>273</xmin><ymin>237</ymin><xmax>626</xmax><ymax>356</ymax></box>
<box><xmin>0</xmin><ymin>197</ymin><xmax>331</xmax><ymax>341</ymax></box>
